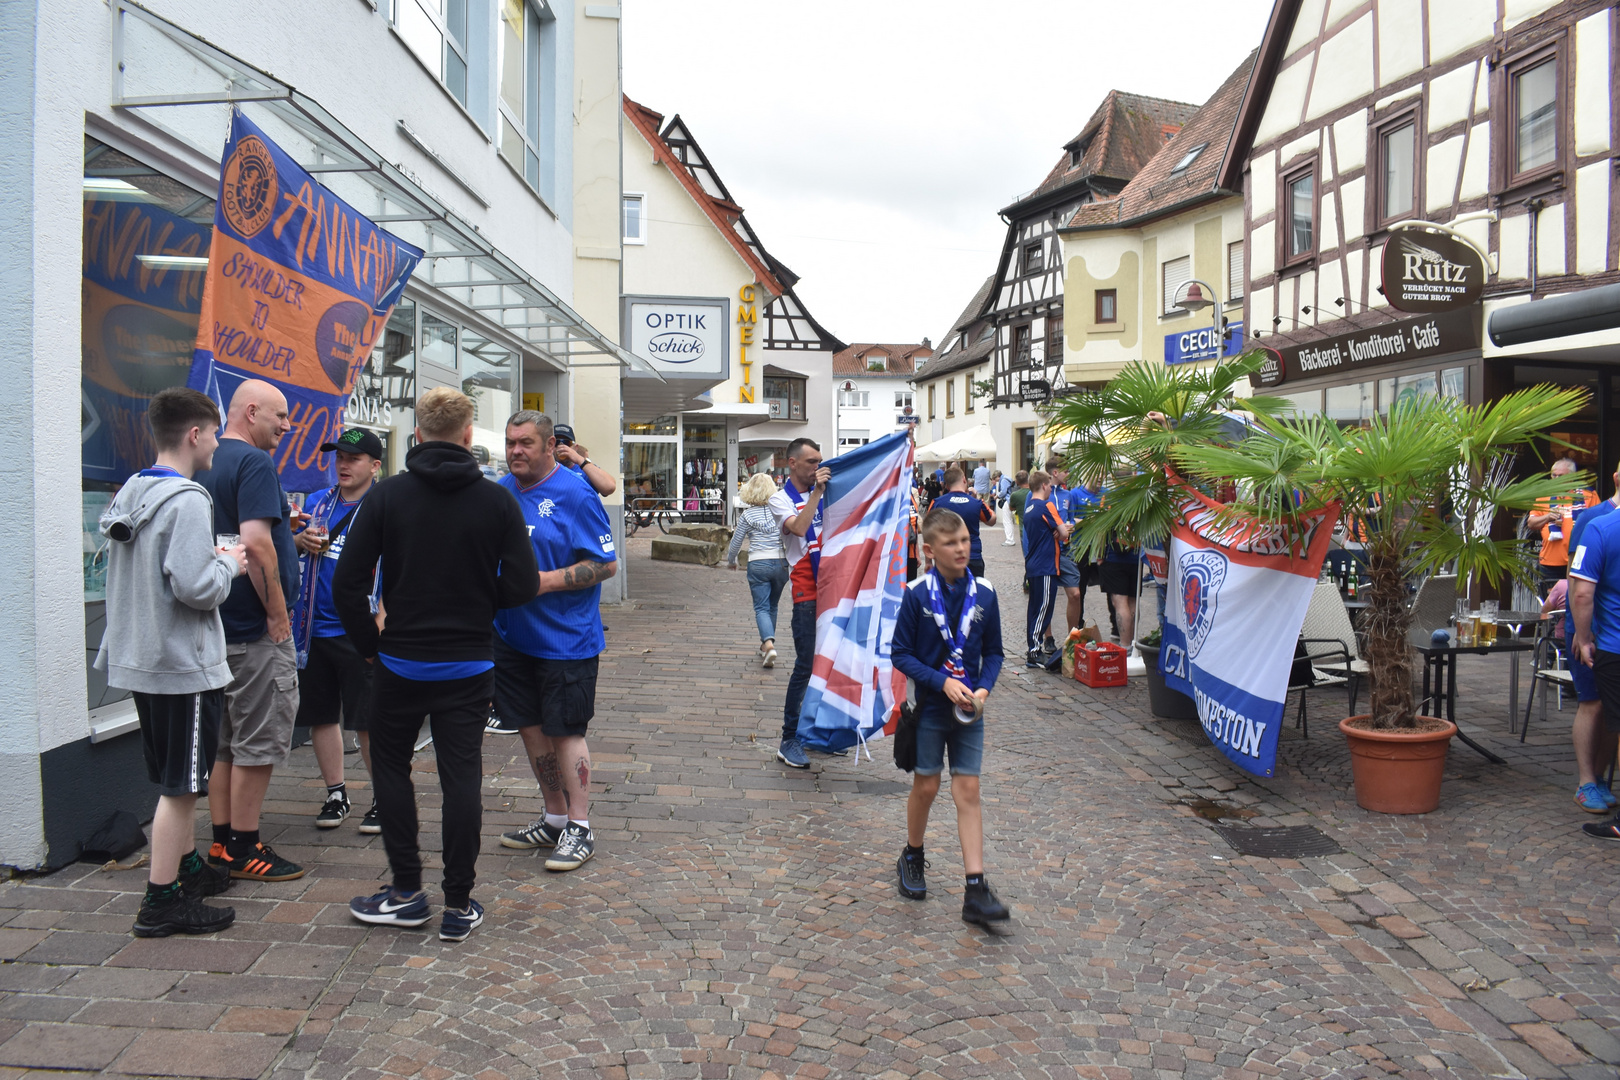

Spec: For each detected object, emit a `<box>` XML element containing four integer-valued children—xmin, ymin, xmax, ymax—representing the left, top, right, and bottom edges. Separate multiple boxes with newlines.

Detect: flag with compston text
<box><xmin>1159</xmin><ymin>475</ymin><xmax>1339</xmax><ymax>777</ymax></box>
<box><xmin>796</xmin><ymin>430</ymin><xmax>915</xmax><ymax>757</ymax></box>
<box><xmin>188</xmin><ymin>109</ymin><xmax>422</xmax><ymax>491</ymax></box>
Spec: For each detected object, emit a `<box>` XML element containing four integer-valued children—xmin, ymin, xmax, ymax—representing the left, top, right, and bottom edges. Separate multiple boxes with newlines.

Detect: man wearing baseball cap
<box><xmin>551</xmin><ymin>424</ymin><xmax>616</xmax><ymax>498</ymax></box>
<box><xmin>292</xmin><ymin>427</ymin><xmax>385</xmax><ymax>832</ymax></box>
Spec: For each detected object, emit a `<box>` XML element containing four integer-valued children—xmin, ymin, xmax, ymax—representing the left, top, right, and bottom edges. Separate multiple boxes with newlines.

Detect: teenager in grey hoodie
<box><xmin>96</xmin><ymin>388</ymin><xmax>248</xmax><ymax>937</ymax></box>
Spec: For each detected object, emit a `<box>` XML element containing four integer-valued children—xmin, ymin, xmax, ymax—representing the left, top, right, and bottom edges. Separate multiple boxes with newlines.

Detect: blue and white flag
<box><xmin>797</xmin><ymin>430</ymin><xmax>915</xmax><ymax>758</ymax></box>
<box><xmin>1160</xmin><ymin>476</ymin><xmax>1339</xmax><ymax>777</ymax></box>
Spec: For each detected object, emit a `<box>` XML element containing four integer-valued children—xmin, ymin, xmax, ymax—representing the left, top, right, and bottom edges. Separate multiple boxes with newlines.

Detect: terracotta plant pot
<box><xmin>1338</xmin><ymin>715</ymin><xmax>1457</xmax><ymax>815</ymax></box>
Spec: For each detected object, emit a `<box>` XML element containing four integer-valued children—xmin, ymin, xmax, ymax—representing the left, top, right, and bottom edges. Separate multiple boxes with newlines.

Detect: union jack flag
<box><xmin>796</xmin><ymin>430</ymin><xmax>915</xmax><ymax>758</ymax></box>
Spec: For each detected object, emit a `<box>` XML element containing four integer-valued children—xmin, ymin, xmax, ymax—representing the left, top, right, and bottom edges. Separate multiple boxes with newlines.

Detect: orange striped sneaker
<box><xmin>217</xmin><ymin>842</ymin><xmax>306</xmax><ymax>882</ymax></box>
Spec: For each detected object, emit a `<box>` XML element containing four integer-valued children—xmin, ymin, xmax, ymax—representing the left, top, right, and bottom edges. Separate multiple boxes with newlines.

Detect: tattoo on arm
<box><xmin>560</xmin><ymin>560</ymin><xmax>613</xmax><ymax>589</ymax></box>
<box><xmin>575</xmin><ymin>756</ymin><xmax>590</xmax><ymax>793</ymax></box>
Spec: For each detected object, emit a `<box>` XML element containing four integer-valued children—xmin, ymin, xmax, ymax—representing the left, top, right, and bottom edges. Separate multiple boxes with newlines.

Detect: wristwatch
<box><xmin>580</xmin><ymin>458</ymin><xmax>592</xmax><ymax>468</ymax></box>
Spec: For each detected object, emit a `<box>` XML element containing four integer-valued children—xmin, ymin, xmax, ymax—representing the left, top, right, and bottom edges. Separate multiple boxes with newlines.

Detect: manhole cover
<box><xmin>1214</xmin><ymin>825</ymin><xmax>1342</xmax><ymax>858</ymax></box>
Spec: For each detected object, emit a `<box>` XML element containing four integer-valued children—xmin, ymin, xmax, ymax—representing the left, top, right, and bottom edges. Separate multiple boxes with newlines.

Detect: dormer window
<box><xmin>867</xmin><ymin>353</ymin><xmax>887</xmax><ymax>372</ymax></box>
<box><xmin>1169</xmin><ymin>143</ymin><xmax>1207</xmax><ymax>175</ymax></box>
<box><xmin>1069</xmin><ymin>147</ymin><xmax>1083</xmax><ymax>168</ymax></box>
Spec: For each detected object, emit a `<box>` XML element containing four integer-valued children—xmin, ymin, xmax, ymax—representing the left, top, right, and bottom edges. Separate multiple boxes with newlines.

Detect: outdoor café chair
<box><xmin>1408</xmin><ymin>573</ymin><xmax>1459</xmax><ymax>634</ymax></box>
<box><xmin>1523</xmin><ymin>608</ymin><xmax>1571</xmax><ymax>742</ymax></box>
<box><xmin>1299</xmin><ymin>581</ymin><xmax>1369</xmax><ymax>716</ymax></box>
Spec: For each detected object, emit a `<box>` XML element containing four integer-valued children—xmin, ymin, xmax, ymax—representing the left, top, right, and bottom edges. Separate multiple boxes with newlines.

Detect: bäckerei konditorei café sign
<box><xmin>1379</xmin><ymin>225</ymin><xmax>1487</xmax><ymax>313</ymax></box>
<box><xmin>1248</xmin><ymin>306</ymin><xmax>1481</xmax><ymax>388</ymax></box>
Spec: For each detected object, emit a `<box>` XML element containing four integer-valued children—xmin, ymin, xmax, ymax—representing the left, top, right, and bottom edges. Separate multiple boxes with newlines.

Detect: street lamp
<box><xmin>1175</xmin><ymin>279</ymin><xmax>1227</xmax><ymax>364</ymax></box>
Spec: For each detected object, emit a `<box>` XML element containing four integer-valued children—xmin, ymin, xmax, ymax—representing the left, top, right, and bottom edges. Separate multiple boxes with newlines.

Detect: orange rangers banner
<box><xmin>188</xmin><ymin>109</ymin><xmax>422</xmax><ymax>490</ymax></box>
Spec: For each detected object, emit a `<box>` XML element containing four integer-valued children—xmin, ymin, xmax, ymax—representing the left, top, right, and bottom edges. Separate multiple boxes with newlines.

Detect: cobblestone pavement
<box><xmin>1</xmin><ymin>536</ymin><xmax>1617</xmax><ymax>1079</ymax></box>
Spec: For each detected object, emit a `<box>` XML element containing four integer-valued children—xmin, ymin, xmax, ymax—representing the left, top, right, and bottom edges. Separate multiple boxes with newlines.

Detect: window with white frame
<box><xmin>1227</xmin><ymin>240</ymin><xmax>1244</xmax><ymax>301</ymax></box>
<box><xmin>496</xmin><ymin>0</ymin><xmax>547</xmax><ymax>190</ymax></box>
<box><xmin>623</xmin><ymin>194</ymin><xmax>645</xmax><ymax>243</ymax></box>
<box><xmin>837</xmin><ymin>389</ymin><xmax>869</xmax><ymax>408</ymax></box>
<box><xmin>393</xmin><ymin>0</ymin><xmax>470</xmax><ymax>107</ymax></box>
<box><xmin>1162</xmin><ymin>255</ymin><xmax>1191</xmax><ymax>316</ymax></box>
<box><xmin>894</xmin><ymin>390</ymin><xmax>913</xmax><ymax>409</ymax></box>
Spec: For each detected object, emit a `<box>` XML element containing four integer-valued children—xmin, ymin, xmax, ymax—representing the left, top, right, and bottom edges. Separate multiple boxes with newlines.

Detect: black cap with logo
<box><xmin>553</xmin><ymin>424</ymin><xmax>576</xmax><ymax>446</ymax></box>
<box><xmin>320</xmin><ymin>427</ymin><xmax>385</xmax><ymax>459</ymax></box>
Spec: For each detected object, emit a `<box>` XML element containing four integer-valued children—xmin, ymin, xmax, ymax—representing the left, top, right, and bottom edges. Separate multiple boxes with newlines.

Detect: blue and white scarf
<box><xmin>923</xmin><ymin>568</ymin><xmax>977</xmax><ymax>689</ymax></box>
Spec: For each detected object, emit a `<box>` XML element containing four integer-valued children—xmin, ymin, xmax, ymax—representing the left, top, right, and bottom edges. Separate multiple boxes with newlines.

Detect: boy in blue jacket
<box><xmin>890</xmin><ymin>508</ymin><xmax>1010</xmax><ymax>929</ymax></box>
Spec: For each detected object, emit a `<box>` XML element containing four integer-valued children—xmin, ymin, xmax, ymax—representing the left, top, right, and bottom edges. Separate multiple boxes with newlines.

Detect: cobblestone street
<box><xmin>1</xmin><ymin>538</ymin><xmax>1617</xmax><ymax>1080</ymax></box>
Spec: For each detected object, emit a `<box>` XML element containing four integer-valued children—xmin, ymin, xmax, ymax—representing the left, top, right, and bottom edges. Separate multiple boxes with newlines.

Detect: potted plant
<box><xmin>1134</xmin><ymin>626</ymin><xmax>1200</xmax><ymax>720</ymax></box>
<box><xmin>1172</xmin><ymin>384</ymin><xmax>1585</xmax><ymax>813</ymax></box>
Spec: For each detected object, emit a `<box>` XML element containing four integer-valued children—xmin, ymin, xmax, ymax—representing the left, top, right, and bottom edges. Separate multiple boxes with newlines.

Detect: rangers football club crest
<box><xmin>220</xmin><ymin>134</ymin><xmax>278</xmax><ymax>239</ymax></box>
<box><xmin>1180</xmin><ymin>551</ymin><xmax>1227</xmax><ymax>659</ymax></box>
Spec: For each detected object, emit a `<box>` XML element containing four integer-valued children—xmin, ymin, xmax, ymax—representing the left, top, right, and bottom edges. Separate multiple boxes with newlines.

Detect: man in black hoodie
<box><xmin>333</xmin><ymin>387</ymin><xmax>539</xmax><ymax>943</ymax></box>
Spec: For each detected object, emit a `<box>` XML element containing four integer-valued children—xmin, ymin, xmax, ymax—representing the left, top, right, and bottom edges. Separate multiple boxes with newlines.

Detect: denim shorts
<box><xmin>914</xmin><ymin>704</ymin><xmax>984</xmax><ymax>777</ymax></box>
<box><xmin>1570</xmin><ymin>650</ymin><xmax>1599</xmax><ymax>703</ymax></box>
<box><xmin>1057</xmin><ymin>554</ymin><xmax>1081</xmax><ymax>588</ymax></box>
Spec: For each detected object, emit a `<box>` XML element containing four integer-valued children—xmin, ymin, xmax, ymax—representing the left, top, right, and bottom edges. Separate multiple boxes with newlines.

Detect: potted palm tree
<box><xmin>1172</xmin><ymin>383</ymin><xmax>1586</xmax><ymax>813</ymax></box>
<box><xmin>1045</xmin><ymin>354</ymin><xmax>1279</xmax><ymax>721</ymax></box>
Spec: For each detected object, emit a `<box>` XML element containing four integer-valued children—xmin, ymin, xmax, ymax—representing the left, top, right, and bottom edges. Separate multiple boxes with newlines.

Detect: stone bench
<box><xmin>650</xmin><ymin>534</ymin><xmax>723</xmax><ymax>566</ymax></box>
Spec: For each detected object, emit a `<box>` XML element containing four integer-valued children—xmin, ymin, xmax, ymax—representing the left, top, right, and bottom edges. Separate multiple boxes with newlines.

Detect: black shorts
<box><xmin>1587</xmin><ymin>650</ymin><xmax>1620</xmax><ymax>733</ymax></box>
<box><xmin>1098</xmin><ymin>560</ymin><xmax>1139</xmax><ymax>596</ymax></box>
<box><xmin>295</xmin><ymin>634</ymin><xmax>373</xmax><ymax>732</ymax></box>
<box><xmin>493</xmin><ymin>637</ymin><xmax>599</xmax><ymax>737</ymax></box>
<box><xmin>134</xmin><ymin>689</ymin><xmax>223</xmax><ymax>797</ymax></box>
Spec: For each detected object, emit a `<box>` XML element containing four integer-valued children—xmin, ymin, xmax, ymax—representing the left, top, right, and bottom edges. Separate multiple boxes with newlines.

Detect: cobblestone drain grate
<box><xmin>1213</xmin><ymin>824</ymin><xmax>1342</xmax><ymax>858</ymax></box>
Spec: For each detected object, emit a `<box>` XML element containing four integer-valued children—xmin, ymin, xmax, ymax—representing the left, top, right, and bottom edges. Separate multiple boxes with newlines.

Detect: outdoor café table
<box><xmin>1406</xmin><ymin>627</ymin><xmax>1534</xmax><ymax>764</ymax></box>
<box><xmin>1497</xmin><ymin>610</ymin><xmax>1553</xmax><ymax>734</ymax></box>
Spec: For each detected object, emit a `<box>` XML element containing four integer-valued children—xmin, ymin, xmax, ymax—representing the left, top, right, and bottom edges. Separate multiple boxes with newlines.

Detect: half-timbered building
<box><xmin>1228</xmin><ymin>0</ymin><xmax>1618</xmax><ymax>476</ymax></box>
<box><xmin>981</xmin><ymin>92</ymin><xmax>1200</xmax><ymax>467</ymax></box>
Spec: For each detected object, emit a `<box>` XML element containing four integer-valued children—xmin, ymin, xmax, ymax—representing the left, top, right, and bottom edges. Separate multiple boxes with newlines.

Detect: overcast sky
<box><xmin>621</xmin><ymin>0</ymin><xmax>1276</xmax><ymax>347</ymax></box>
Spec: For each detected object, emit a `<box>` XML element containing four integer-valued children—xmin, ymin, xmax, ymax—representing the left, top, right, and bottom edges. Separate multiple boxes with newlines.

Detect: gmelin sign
<box><xmin>626</xmin><ymin>297</ymin><xmax>728</xmax><ymax>378</ymax></box>
<box><xmin>1380</xmin><ymin>226</ymin><xmax>1486</xmax><ymax>313</ymax></box>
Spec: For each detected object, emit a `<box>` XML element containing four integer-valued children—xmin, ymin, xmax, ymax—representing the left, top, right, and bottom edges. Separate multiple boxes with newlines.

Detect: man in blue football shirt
<box><xmin>494</xmin><ymin>412</ymin><xmax>618</xmax><ymax>872</ymax></box>
<box><xmin>1022</xmin><ymin>471</ymin><xmax>1070</xmax><ymax>668</ymax></box>
<box><xmin>929</xmin><ymin>467</ymin><xmax>996</xmax><ymax>577</ymax></box>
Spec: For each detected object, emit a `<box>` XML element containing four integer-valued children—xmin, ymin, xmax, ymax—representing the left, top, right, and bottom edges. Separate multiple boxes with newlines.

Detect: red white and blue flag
<box><xmin>797</xmin><ymin>430</ymin><xmax>915</xmax><ymax>757</ymax></box>
<box><xmin>1160</xmin><ymin>476</ymin><xmax>1339</xmax><ymax>777</ymax></box>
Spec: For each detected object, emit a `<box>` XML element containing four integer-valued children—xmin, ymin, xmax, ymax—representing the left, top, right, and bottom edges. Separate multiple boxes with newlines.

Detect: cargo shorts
<box><xmin>219</xmin><ymin>634</ymin><xmax>299</xmax><ymax>767</ymax></box>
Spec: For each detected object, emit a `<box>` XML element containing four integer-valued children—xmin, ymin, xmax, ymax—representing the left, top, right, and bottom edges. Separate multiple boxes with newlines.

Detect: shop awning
<box><xmin>108</xmin><ymin>0</ymin><xmax>659</xmax><ymax>381</ymax></box>
<box><xmin>1488</xmin><ymin>284</ymin><xmax>1620</xmax><ymax>348</ymax></box>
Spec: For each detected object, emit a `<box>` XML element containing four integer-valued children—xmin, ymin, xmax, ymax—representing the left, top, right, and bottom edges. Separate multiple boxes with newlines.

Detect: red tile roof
<box><xmin>1065</xmin><ymin>51</ymin><xmax>1259</xmax><ymax>231</ymax></box>
<box><xmin>1019</xmin><ymin>92</ymin><xmax>1201</xmax><ymax>206</ymax></box>
<box><xmin>831</xmin><ymin>343</ymin><xmax>934</xmax><ymax>377</ymax></box>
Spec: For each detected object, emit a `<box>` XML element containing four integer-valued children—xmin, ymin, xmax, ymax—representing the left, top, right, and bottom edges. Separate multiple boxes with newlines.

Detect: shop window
<box><xmin>459</xmin><ymin>330</ymin><xmax>516</xmax><ymax>471</ymax></box>
<box><xmin>1441</xmin><ymin>366</ymin><xmax>1467</xmax><ymax>401</ymax></box>
<box><xmin>1095</xmin><ymin>289</ymin><xmax>1117</xmax><ymax>324</ymax></box>
<box><xmin>622</xmin><ymin>193</ymin><xmax>645</xmax><ymax>244</ymax></box>
<box><xmin>623</xmin><ymin>415</ymin><xmax>678</xmax><ymax>436</ymax></box>
<box><xmin>764</xmin><ymin>375</ymin><xmax>806</xmax><ymax>421</ymax></box>
<box><xmin>1378</xmin><ymin>371</ymin><xmax>1439</xmax><ymax>414</ymax></box>
<box><xmin>1507</xmin><ymin>48</ymin><xmax>1560</xmax><ymax>185</ymax></box>
<box><xmin>1162</xmin><ymin>256</ymin><xmax>1191</xmax><ymax>316</ymax></box>
<box><xmin>359</xmin><ymin>298</ymin><xmax>417</xmax><ymax>482</ymax></box>
<box><xmin>497</xmin><ymin>0</ymin><xmax>547</xmax><ymax>190</ymax></box>
<box><xmin>622</xmin><ymin>442</ymin><xmax>676</xmax><ymax>503</ymax></box>
<box><xmin>1017</xmin><ymin>426</ymin><xmax>1036</xmax><ymax>472</ymax></box>
<box><xmin>895</xmin><ymin>390</ymin><xmax>913</xmax><ymax>409</ymax></box>
<box><xmin>1227</xmin><ymin>240</ymin><xmax>1245</xmax><ymax>301</ymax></box>
<box><xmin>927</xmin><ymin>384</ymin><xmax>936</xmax><ymax>420</ymax></box>
<box><xmin>1282</xmin><ymin>163</ymin><xmax>1316</xmax><ymax>265</ymax></box>
<box><xmin>392</xmin><ymin>0</ymin><xmax>471</xmax><ymax>109</ymax></box>
<box><xmin>1276</xmin><ymin>389</ymin><xmax>1322</xmax><ymax>417</ymax></box>
<box><xmin>1374</xmin><ymin>108</ymin><xmax>1420</xmax><ymax>227</ymax></box>
<box><xmin>946</xmin><ymin>379</ymin><xmax>956</xmax><ymax>418</ymax></box>
<box><xmin>419</xmin><ymin>312</ymin><xmax>459</xmax><ymax>370</ymax></box>
<box><xmin>1326</xmin><ymin>381</ymin><xmax>1375</xmax><ymax>427</ymax></box>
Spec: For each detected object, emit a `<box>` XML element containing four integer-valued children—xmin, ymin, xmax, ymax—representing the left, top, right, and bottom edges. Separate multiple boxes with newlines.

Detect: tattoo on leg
<box><xmin>575</xmin><ymin>756</ymin><xmax>590</xmax><ymax>793</ymax></box>
<box><xmin>537</xmin><ymin>753</ymin><xmax>562</xmax><ymax>792</ymax></box>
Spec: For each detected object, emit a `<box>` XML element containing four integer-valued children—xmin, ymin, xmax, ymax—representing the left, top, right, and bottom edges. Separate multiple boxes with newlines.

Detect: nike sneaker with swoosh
<box><xmin>349</xmin><ymin>886</ymin><xmax>432</xmax><ymax>927</ymax></box>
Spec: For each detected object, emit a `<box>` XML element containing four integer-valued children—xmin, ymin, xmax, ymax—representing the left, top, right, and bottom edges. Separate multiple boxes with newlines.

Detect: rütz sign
<box><xmin>1379</xmin><ymin>226</ymin><xmax>1486</xmax><ymax>313</ymax></box>
<box><xmin>1248</xmin><ymin>307</ymin><xmax>1480</xmax><ymax>388</ymax></box>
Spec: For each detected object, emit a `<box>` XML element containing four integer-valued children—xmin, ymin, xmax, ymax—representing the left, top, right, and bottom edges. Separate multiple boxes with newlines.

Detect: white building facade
<box><xmin>0</xmin><ymin>0</ymin><xmax>636</xmax><ymax>868</ymax></box>
<box><xmin>832</xmin><ymin>343</ymin><xmax>931</xmax><ymax>454</ymax></box>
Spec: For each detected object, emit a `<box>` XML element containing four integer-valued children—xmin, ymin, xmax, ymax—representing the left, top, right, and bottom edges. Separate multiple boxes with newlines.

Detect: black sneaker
<box><xmin>500</xmin><ymin>818</ymin><xmax>564</xmax><ymax>850</ymax></box>
<box><xmin>1582</xmin><ymin>816</ymin><xmax>1620</xmax><ymax>841</ymax></box>
<box><xmin>485</xmin><ymin>705</ymin><xmax>520</xmax><ymax>735</ymax></box>
<box><xmin>358</xmin><ymin>805</ymin><xmax>382</xmax><ymax>835</ymax></box>
<box><xmin>220</xmin><ymin>842</ymin><xmax>306</xmax><ymax>882</ymax></box>
<box><xmin>132</xmin><ymin>892</ymin><xmax>235</xmax><ymax>937</ymax></box>
<box><xmin>1025</xmin><ymin>648</ymin><xmax>1047</xmax><ymax>668</ymax></box>
<box><xmin>897</xmin><ymin>848</ymin><xmax>928</xmax><ymax>900</ymax></box>
<box><xmin>962</xmin><ymin>880</ymin><xmax>1011</xmax><ymax>928</ymax></box>
<box><xmin>178</xmin><ymin>852</ymin><xmax>231</xmax><ymax>899</ymax></box>
<box><xmin>544</xmin><ymin>823</ymin><xmax>595</xmax><ymax>871</ymax></box>
<box><xmin>315</xmin><ymin>794</ymin><xmax>351</xmax><ymax>829</ymax></box>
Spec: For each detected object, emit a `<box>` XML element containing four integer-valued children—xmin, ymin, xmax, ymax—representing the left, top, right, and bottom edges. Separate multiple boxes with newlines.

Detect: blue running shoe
<box><xmin>1574</xmin><ymin>783</ymin><xmax>1609</xmax><ymax>813</ymax></box>
<box><xmin>438</xmin><ymin>899</ymin><xmax>484</xmax><ymax>942</ymax></box>
<box><xmin>777</xmin><ymin>738</ymin><xmax>810</xmax><ymax>769</ymax></box>
<box><xmin>1598</xmin><ymin>780</ymin><xmax>1619</xmax><ymax>809</ymax></box>
<box><xmin>349</xmin><ymin>886</ymin><xmax>431</xmax><ymax>927</ymax></box>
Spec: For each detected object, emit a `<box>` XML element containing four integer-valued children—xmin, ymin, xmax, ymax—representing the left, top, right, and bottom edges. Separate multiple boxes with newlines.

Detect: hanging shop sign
<box><xmin>626</xmin><ymin>295</ymin><xmax>728</xmax><ymax>378</ymax></box>
<box><xmin>1164</xmin><ymin>321</ymin><xmax>1244</xmax><ymax>366</ymax></box>
<box><xmin>1248</xmin><ymin>306</ymin><xmax>1481</xmax><ymax>388</ymax></box>
<box><xmin>737</xmin><ymin>284</ymin><xmax>757</xmax><ymax>403</ymax></box>
<box><xmin>1380</xmin><ymin>225</ymin><xmax>1487</xmax><ymax>313</ymax></box>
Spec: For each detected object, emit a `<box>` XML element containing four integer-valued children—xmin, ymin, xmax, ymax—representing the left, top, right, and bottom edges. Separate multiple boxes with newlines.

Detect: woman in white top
<box><xmin>727</xmin><ymin>472</ymin><xmax>788</xmax><ymax>667</ymax></box>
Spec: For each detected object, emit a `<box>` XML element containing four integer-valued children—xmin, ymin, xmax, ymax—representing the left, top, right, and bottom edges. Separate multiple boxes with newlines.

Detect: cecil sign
<box><xmin>1165</xmin><ymin>322</ymin><xmax>1244</xmax><ymax>366</ymax></box>
<box><xmin>627</xmin><ymin>297</ymin><xmax>728</xmax><ymax>378</ymax></box>
<box><xmin>1380</xmin><ymin>225</ymin><xmax>1486</xmax><ymax>313</ymax></box>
